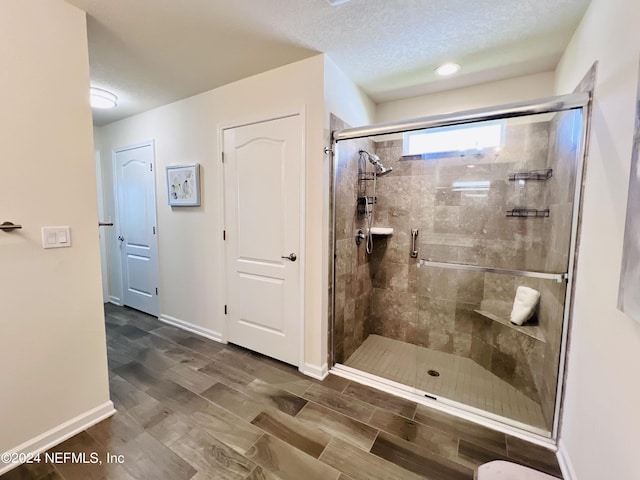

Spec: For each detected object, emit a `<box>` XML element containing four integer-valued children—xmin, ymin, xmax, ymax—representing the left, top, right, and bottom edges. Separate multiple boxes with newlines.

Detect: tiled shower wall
<box><xmin>332</xmin><ymin>115</ymin><xmax>580</xmax><ymax>430</ymax></box>
<box><xmin>368</xmin><ymin>120</ymin><xmax>554</xmax><ymax>352</ymax></box>
<box><xmin>379</xmin><ymin>121</ymin><xmax>572</xmax><ymax>415</ymax></box>
<box><xmin>333</xmin><ymin>124</ymin><xmax>375</xmax><ymax>363</ymax></box>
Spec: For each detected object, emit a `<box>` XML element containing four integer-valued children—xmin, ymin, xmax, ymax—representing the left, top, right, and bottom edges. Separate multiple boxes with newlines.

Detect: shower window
<box><xmin>403</xmin><ymin>120</ymin><xmax>505</xmax><ymax>157</ymax></box>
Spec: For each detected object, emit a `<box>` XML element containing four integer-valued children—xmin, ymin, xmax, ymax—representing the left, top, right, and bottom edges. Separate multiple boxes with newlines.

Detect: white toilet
<box><xmin>476</xmin><ymin>460</ymin><xmax>560</xmax><ymax>480</ymax></box>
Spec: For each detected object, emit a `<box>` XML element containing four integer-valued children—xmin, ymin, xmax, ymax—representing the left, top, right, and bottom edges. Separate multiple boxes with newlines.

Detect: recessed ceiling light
<box><xmin>90</xmin><ymin>87</ymin><xmax>118</xmax><ymax>109</ymax></box>
<box><xmin>326</xmin><ymin>0</ymin><xmax>350</xmax><ymax>5</ymax></box>
<box><xmin>435</xmin><ymin>63</ymin><xmax>461</xmax><ymax>76</ymax></box>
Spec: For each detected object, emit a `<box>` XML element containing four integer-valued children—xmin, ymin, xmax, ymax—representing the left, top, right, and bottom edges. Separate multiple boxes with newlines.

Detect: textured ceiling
<box><xmin>65</xmin><ymin>0</ymin><xmax>591</xmax><ymax>126</ymax></box>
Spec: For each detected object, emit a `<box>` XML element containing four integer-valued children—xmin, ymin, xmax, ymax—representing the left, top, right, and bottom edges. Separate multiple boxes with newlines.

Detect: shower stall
<box><xmin>329</xmin><ymin>92</ymin><xmax>590</xmax><ymax>439</ymax></box>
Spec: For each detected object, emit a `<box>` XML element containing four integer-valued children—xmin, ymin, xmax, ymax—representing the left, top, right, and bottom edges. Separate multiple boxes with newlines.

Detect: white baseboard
<box><xmin>159</xmin><ymin>314</ymin><xmax>224</xmax><ymax>344</ymax></box>
<box><xmin>108</xmin><ymin>296</ymin><xmax>122</xmax><ymax>306</ymax></box>
<box><xmin>300</xmin><ymin>362</ymin><xmax>328</xmax><ymax>380</ymax></box>
<box><xmin>557</xmin><ymin>439</ymin><xmax>577</xmax><ymax>480</ymax></box>
<box><xmin>0</xmin><ymin>401</ymin><xmax>116</xmax><ymax>476</ymax></box>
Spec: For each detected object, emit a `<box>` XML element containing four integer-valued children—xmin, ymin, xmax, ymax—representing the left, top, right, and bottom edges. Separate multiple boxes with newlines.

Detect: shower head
<box><xmin>359</xmin><ymin>149</ymin><xmax>393</xmax><ymax>176</ymax></box>
<box><xmin>375</xmin><ymin>164</ymin><xmax>393</xmax><ymax>176</ymax></box>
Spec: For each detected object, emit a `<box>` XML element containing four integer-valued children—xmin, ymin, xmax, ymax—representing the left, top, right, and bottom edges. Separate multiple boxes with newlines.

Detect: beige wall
<box><xmin>97</xmin><ymin>55</ymin><xmax>328</xmax><ymax>372</ymax></box>
<box><xmin>0</xmin><ymin>0</ymin><xmax>111</xmax><ymax>460</ymax></box>
<box><xmin>554</xmin><ymin>0</ymin><xmax>640</xmax><ymax>478</ymax></box>
<box><xmin>376</xmin><ymin>72</ymin><xmax>555</xmax><ymax>123</ymax></box>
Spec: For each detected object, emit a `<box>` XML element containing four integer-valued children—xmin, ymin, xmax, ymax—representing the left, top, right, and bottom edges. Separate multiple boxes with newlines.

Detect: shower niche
<box><xmin>330</xmin><ymin>95</ymin><xmax>588</xmax><ymax>438</ymax></box>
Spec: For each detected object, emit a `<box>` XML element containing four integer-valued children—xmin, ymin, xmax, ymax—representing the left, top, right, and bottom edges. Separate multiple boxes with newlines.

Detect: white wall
<box><xmin>554</xmin><ymin>0</ymin><xmax>640</xmax><ymax>478</ymax></box>
<box><xmin>324</xmin><ymin>56</ymin><xmax>376</xmax><ymax>129</ymax></box>
<box><xmin>376</xmin><ymin>72</ymin><xmax>555</xmax><ymax>123</ymax></box>
<box><xmin>0</xmin><ymin>0</ymin><xmax>111</xmax><ymax>464</ymax></box>
<box><xmin>97</xmin><ymin>55</ymin><xmax>327</xmax><ymax>372</ymax></box>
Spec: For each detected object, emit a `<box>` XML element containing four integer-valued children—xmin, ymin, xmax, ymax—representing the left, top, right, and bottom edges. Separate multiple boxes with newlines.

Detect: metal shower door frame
<box><xmin>328</xmin><ymin>91</ymin><xmax>592</xmax><ymax>445</ymax></box>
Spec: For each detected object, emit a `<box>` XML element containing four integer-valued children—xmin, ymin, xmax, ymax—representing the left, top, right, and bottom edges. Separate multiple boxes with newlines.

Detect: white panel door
<box><xmin>116</xmin><ymin>143</ymin><xmax>159</xmax><ymax>316</ymax></box>
<box><xmin>224</xmin><ymin>115</ymin><xmax>302</xmax><ymax>366</ymax></box>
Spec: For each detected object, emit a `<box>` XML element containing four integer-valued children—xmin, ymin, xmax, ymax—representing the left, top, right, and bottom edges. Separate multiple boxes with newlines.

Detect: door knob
<box><xmin>281</xmin><ymin>253</ymin><xmax>297</xmax><ymax>262</ymax></box>
<box><xmin>118</xmin><ymin>235</ymin><xmax>125</xmax><ymax>242</ymax></box>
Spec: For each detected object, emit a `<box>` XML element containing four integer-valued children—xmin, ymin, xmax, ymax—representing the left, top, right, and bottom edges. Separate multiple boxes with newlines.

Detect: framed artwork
<box><xmin>618</xmin><ymin>60</ymin><xmax>640</xmax><ymax>322</ymax></box>
<box><xmin>166</xmin><ymin>163</ymin><xmax>200</xmax><ymax>206</ymax></box>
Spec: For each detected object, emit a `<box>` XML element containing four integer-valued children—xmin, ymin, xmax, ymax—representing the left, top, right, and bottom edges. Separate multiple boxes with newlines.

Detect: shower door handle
<box><xmin>282</xmin><ymin>253</ymin><xmax>297</xmax><ymax>262</ymax></box>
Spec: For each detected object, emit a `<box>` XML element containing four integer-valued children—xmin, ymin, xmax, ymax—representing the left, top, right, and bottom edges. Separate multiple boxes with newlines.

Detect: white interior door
<box><xmin>115</xmin><ymin>143</ymin><xmax>159</xmax><ymax>317</ymax></box>
<box><xmin>223</xmin><ymin>114</ymin><xmax>303</xmax><ymax>366</ymax></box>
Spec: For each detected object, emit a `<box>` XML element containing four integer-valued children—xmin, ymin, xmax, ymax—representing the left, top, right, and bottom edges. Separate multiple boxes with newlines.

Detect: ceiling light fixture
<box><xmin>90</xmin><ymin>87</ymin><xmax>118</xmax><ymax>109</ymax></box>
<box><xmin>435</xmin><ymin>63</ymin><xmax>461</xmax><ymax>76</ymax></box>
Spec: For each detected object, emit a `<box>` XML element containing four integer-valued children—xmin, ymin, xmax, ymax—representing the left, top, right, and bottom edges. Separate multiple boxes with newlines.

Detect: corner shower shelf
<box><xmin>473</xmin><ymin>309</ymin><xmax>546</xmax><ymax>343</ymax></box>
<box><xmin>369</xmin><ymin>227</ymin><xmax>393</xmax><ymax>236</ymax></box>
<box><xmin>508</xmin><ymin>168</ymin><xmax>553</xmax><ymax>181</ymax></box>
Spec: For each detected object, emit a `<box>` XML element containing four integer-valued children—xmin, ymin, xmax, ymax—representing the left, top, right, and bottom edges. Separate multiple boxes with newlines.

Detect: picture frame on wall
<box><xmin>617</xmin><ymin>60</ymin><xmax>640</xmax><ymax>323</ymax></box>
<box><xmin>166</xmin><ymin>163</ymin><xmax>200</xmax><ymax>206</ymax></box>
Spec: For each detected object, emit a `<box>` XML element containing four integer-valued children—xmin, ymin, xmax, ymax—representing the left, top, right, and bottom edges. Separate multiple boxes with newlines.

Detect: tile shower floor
<box><xmin>344</xmin><ymin>335</ymin><xmax>547</xmax><ymax>430</ymax></box>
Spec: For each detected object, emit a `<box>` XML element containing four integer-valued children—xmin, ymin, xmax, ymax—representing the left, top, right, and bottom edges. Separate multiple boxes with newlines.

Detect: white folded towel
<box><xmin>510</xmin><ymin>286</ymin><xmax>540</xmax><ymax>325</ymax></box>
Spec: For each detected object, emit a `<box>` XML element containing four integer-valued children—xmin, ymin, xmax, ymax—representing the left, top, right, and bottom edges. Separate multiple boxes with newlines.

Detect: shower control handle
<box><xmin>282</xmin><ymin>253</ymin><xmax>297</xmax><ymax>262</ymax></box>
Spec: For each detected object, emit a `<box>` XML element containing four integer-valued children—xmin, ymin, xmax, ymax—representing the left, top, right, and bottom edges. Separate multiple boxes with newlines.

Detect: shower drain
<box><xmin>427</xmin><ymin>369</ymin><xmax>440</xmax><ymax>377</ymax></box>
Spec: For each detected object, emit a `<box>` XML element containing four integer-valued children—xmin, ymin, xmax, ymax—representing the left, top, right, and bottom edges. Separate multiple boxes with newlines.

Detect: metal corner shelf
<box><xmin>508</xmin><ymin>169</ymin><xmax>553</xmax><ymax>181</ymax></box>
<box><xmin>506</xmin><ymin>208</ymin><xmax>550</xmax><ymax>218</ymax></box>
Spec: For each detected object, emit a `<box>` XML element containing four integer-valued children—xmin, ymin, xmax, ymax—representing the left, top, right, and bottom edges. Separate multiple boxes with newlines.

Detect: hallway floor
<box><xmin>344</xmin><ymin>335</ymin><xmax>547</xmax><ymax>430</ymax></box>
<box><xmin>3</xmin><ymin>305</ymin><xmax>562</xmax><ymax>480</ymax></box>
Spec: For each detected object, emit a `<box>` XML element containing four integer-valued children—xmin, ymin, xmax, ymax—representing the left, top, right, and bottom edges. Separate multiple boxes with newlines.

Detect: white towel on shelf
<box><xmin>510</xmin><ymin>286</ymin><xmax>540</xmax><ymax>326</ymax></box>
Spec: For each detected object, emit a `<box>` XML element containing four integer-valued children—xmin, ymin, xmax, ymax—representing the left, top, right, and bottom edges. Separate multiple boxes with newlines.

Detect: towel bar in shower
<box><xmin>419</xmin><ymin>259</ymin><xmax>568</xmax><ymax>283</ymax></box>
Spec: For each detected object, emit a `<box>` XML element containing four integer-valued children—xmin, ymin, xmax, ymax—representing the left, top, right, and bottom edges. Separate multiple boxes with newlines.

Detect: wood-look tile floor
<box><xmin>345</xmin><ymin>335</ymin><xmax>547</xmax><ymax>430</ymax></box>
<box><xmin>2</xmin><ymin>305</ymin><xmax>563</xmax><ymax>480</ymax></box>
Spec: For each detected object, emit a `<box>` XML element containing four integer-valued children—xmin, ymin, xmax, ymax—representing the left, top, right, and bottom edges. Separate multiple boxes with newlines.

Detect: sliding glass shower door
<box><xmin>331</xmin><ymin>97</ymin><xmax>588</xmax><ymax>437</ymax></box>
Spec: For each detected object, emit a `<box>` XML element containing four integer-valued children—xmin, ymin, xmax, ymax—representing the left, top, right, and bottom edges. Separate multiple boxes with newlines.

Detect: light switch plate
<box><xmin>42</xmin><ymin>227</ymin><xmax>71</xmax><ymax>249</ymax></box>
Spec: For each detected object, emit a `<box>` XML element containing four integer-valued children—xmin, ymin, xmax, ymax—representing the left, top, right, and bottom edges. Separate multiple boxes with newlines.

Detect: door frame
<box><xmin>95</xmin><ymin>150</ymin><xmax>109</xmax><ymax>303</ymax></box>
<box><xmin>111</xmin><ymin>139</ymin><xmax>160</xmax><ymax>311</ymax></box>
<box><xmin>218</xmin><ymin>107</ymin><xmax>306</xmax><ymax>369</ymax></box>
